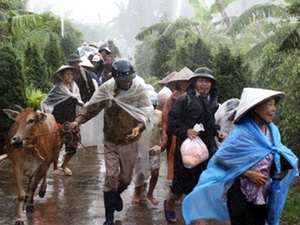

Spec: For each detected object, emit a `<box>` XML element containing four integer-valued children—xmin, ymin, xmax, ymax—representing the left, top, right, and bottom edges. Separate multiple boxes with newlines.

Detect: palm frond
<box><xmin>162</xmin><ymin>17</ymin><xmax>199</xmax><ymax>37</ymax></box>
<box><xmin>278</xmin><ymin>24</ymin><xmax>300</xmax><ymax>52</ymax></box>
<box><xmin>210</xmin><ymin>0</ymin><xmax>238</xmax><ymax>15</ymax></box>
<box><xmin>188</xmin><ymin>0</ymin><xmax>211</xmax><ymax>24</ymax></box>
<box><xmin>246</xmin><ymin>24</ymin><xmax>297</xmax><ymax>58</ymax></box>
<box><xmin>15</xmin><ymin>27</ymin><xmax>51</xmax><ymax>54</ymax></box>
<box><xmin>287</xmin><ymin>2</ymin><xmax>300</xmax><ymax>18</ymax></box>
<box><xmin>227</xmin><ymin>3</ymin><xmax>288</xmax><ymax>36</ymax></box>
<box><xmin>8</xmin><ymin>11</ymin><xmax>43</xmax><ymax>37</ymax></box>
<box><xmin>135</xmin><ymin>22</ymin><xmax>170</xmax><ymax>40</ymax></box>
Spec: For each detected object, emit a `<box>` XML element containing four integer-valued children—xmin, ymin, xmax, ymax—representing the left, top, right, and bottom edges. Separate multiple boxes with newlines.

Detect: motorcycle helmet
<box><xmin>112</xmin><ymin>59</ymin><xmax>136</xmax><ymax>81</ymax></box>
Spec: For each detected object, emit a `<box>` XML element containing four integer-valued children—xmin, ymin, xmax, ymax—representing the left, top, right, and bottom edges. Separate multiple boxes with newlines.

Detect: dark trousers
<box><xmin>227</xmin><ymin>178</ymin><xmax>267</xmax><ymax>225</ymax></box>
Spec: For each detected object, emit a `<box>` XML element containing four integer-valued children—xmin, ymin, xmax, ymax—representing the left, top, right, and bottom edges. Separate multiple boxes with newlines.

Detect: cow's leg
<box><xmin>38</xmin><ymin>172</ymin><xmax>48</xmax><ymax>198</ymax></box>
<box><xmin>12</xmin><ymin>166</ymin><xmax>25</xmax><ymax>224</ymax></box>
<box><xmin>26</xmin><ymin>163</ymin><xmax>50</xmax><ymax>212</ymax></box>
<box><xmin>24</xmin><ymin>176</ymin><xmax>33</xmax><ymax>205</ymax></box>
<box><xmin>52</xmin><ymin>149</ymin><xmax>59</xmax><ymax>175</ymax></box>
<box><xmin>15</xmin><ymin>202</ymin><xmax>25</xmax><ymax>225</ymax></box>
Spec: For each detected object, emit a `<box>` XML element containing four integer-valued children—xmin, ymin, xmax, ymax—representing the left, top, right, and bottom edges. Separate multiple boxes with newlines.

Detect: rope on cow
<box><xmin>24</xmin><ymin>121</ymin><xmax>96</xmax><ymax>153</ymax></box>
<box><xmin>59</xmin><ymin>122</ymin><xmax>81</xmax><ymax>148</ymax></box>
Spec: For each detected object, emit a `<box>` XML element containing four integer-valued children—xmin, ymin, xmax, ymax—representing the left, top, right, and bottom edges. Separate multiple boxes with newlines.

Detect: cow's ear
<box><xmin>3</xmin><ymin>109</ymin><xmax>19</xmax><ymax>121</ymax></box>
<box><xmin>15</xmin><ymin>105</ymin><xmax>23</xmax><ymax>111</ymax></box>
<box><xmin>37</xmin><ymin>110</ymin><xmax>47</xmax><ymax>122</ymax></box>
<box><xmin>38</xmin><ymin>111</ymin><xmax>47</xmax><ymax>122</ymax></box>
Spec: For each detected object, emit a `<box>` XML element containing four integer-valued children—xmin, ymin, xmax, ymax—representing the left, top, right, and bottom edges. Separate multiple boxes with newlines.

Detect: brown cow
<box><xmin>3</xmin><ymin>106</ymin><xmax>60</xmax><ymax>225</ymax></box>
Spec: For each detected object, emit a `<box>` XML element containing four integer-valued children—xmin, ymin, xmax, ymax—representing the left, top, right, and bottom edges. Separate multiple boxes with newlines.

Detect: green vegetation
<box><xmin>0</xmin><ymin>0</ymin><xmax>84</xmax><ymax>152</ymax></box>
<box><xmin>281</xmin><ymin>180</ymin><xmax>300</xmax><ymax>224</ymax></box>
<box><xmin>0</xmin><ymin>45</ymin><xmax>27</xmax><ymax>154</ymax></box>
<box><xmin>25</xmin><ymin>85</ymin><xmax>47</xmax><ymax>108</ymax></box>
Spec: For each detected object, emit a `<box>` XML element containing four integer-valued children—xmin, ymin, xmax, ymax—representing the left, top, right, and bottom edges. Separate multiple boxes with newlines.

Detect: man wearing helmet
<box><xmin>71</xmin><ymin>59</ymin><xmax>153</xmax><ymax>225</ymax></box>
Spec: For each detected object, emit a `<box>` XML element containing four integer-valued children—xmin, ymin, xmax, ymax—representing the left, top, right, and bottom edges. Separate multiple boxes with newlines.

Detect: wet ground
<box><xmin>0</xmin><ymin>145</ymin><xmax>230</xmax><ymax>225</ymax></box>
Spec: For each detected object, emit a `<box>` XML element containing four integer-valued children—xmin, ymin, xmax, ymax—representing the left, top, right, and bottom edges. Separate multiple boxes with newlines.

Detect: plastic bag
<box><xmin>267</xmin><ymin>179</ymin><xmax>281</xmax><ymax>225</ymax></box>
<box><xmin>180</xmin><ymin>136</ymin><xmax>209</xmax><ymax>169</ymax></box>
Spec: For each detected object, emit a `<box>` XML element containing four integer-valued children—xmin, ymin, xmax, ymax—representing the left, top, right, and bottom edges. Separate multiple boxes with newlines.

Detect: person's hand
<box><xmin>126</xmin><ymin>126</ymin><xmax>141</xmax><ymax>141</ymax></box>
<box><xmin>187</xmin><ymin>129</ymin><xmax>199</xmax><ymax>139</ymax></box>
<box><xmin>96</xmin><ymin>52</ymin><xmax>103</xmax><ymax>59</ymax></box>
<box><xmin>243</xmin><ymin>170</ymin><xmax>268</xmax><ymax>186</ymax></box>
<box><xmin>216</xmin><ymin>130</ymin><xmax>225</xmax><ymax>142</ymax></box>
<box><xmin>71</xmin><ymin>121</ymin><xmax>79</xmax><ymax>130</ymax></box>
<box><xmin>272</xmin><ymin>170</ymin><xmax>288</xmax><ymax>180</ymax></box>
<box><xmin>77</xmin><ymin>100</ymin><xmax>84</xmax><ymax>107</ymax></box>
<box><xmin>42</xmin><ymin>104</ymin><xmax>48</xmax><ymax>113</ymax></box>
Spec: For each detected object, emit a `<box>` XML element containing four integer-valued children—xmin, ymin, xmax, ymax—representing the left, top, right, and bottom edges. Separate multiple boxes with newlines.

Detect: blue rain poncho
<box><xmin>182</xmin><ymin>118</ymin><xmax>298</xmax><ymax>225</ymax></box>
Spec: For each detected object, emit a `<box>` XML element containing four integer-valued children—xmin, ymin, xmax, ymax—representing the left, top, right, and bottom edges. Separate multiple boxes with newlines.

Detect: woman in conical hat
<box><xmin>182</xmin><ymin>87</ymin><xmax>298</xmax><ymax>225</ymax></box>
<box><xmin>233</xmin><ymin>87</ymin><xmax>285</xmax><ymax>124</ymax></box>
<box><xmin>42</xmin><ymin>65</ymin><xmax>84</xmax><ymax>176</ymax></box>
<box><xmin>161</xmin><ymin>67</ymin><xmax>194</xmax><ymax>180</ymax></box>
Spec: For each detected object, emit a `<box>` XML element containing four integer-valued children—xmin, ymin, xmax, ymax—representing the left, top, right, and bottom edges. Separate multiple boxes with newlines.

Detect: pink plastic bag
<box><xmin>180</xmin><ymin>136</ymin><xmax>209</xmax><ymax>168</ymax></box>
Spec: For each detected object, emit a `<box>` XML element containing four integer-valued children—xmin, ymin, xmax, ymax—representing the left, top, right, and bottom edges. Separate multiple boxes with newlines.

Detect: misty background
<box><xmin>25</xmin><ymin>0</ymin><xmax>284</xmax><ymax>59</ymax></box>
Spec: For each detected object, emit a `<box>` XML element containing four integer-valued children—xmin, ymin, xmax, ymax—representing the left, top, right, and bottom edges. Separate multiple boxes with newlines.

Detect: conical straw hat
<box><xmin>168</xmin><ymin>67</ymin><xmax>193</xmax><ymax>82</ymax></box>
<box><xmin>159</xmin><ymin>71</ymin><xmax>178</xmax><ymax>85</ymax></box>
<box><xmin>234</xmin><ymin>87</ymin><xmax>285</xmax><ymax>124</ymax></box>
<box><xmin>51</xmin><ymin>65</ymin><xmax>79</xmax><ymax>84</ymax></box>
<box><xmin>80</xmin><ymin>55</ymin><xmax>94</xmax><ymax>68</ymax></box>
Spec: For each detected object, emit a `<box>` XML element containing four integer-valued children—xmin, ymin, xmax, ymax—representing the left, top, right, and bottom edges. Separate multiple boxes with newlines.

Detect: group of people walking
<box><xmin>41</xmin><ymin>51</ymin><xmax>298</xmax><ymax>225</ymax></box>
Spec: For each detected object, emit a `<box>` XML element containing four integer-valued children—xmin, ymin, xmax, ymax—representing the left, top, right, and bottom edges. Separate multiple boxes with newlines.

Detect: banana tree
<box><xmin>0</xmin><ymin>1</ymin><xmax>41</xmax><ymax>42</ymax></box>
<box><xmin>188</xmin><ymin>0</ymin><xmax>233</xmax><ymax>44</ymax></box>
<box><xmin>278</xmin><ymin>2</ymin><xmax>300</xmax><ymax>53</ymax></box>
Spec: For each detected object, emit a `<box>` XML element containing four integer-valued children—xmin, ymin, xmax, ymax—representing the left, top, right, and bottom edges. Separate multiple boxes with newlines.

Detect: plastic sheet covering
<box><xmin>267</xmin><ymin>179</ymin><xmax>281</xmax><ymax>225</ymax></box>
<box><xmin>215</xmin><ymin>98</ymin><xmax>239</xmax><ymax>147</ymax></box>
<box><xmin>80</xmin><ymin>110</ymin><xmax>104</xmax><ymax>149</ymax></box>
<box><xmin>86</xmin><ymin>76</ymin><xmax>153</xmax><ymax>178</ymax></box>
<box><xmin>77</xmin><ymin>45</ymin><xmax>98</xmax><ymax>58</ymax></box>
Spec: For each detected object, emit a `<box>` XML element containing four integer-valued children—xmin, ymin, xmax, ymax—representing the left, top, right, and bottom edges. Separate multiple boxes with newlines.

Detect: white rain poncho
<box><xmin>85</xmin><ymin>76</ymin><xmax>153</xmax><ymax>178</ymax></box>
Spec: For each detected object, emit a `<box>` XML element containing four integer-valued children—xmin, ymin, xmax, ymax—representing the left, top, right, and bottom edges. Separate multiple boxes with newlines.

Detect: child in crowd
<box><xmin>132</xmin><ymin>85</ymin><xmax>164</xmax><ymax>205</ymax></box>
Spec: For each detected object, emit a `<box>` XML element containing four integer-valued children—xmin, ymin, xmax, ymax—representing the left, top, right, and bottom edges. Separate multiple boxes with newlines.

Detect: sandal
<box><xmin>60</xmin><ymin>167</ymin><xmax>72</xmax><ymax>176</ymax></box>
<box><xmin>164</xmin><ymin>200</ymin><xmax>177</xmax><ymax>223</ymax></box>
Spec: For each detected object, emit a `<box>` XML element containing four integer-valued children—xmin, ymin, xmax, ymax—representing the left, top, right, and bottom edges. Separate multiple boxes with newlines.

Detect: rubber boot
<box><xmin>115</xmin><ymin>187</ymin><xmax>126</xmax><ymax>212</ymax></box>
<box><xmin>103</xmin><ymin>192</ymin><xmax>115</xmax><ymax>225</ymax></box>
